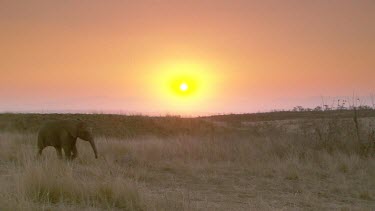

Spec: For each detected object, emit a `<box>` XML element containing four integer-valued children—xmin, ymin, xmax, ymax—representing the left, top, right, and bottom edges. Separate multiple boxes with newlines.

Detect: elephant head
<box><xmin>67</xmin><ymin>120</ymin><xmax>98</xmax><ymax>159</ymax></box>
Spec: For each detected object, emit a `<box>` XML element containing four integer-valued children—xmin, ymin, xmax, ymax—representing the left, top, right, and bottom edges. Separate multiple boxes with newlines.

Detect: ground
<box><xmin>0</xmin><ymin>113</ymin><xmax>374</xmax><ymax>210</ymax></box>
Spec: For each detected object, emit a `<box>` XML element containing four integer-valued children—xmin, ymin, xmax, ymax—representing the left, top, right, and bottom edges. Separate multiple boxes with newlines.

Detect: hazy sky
<box><xmin>1</xmin><ymin>0</ymin><xmax>374</xmax><ymax>115</ymax></box>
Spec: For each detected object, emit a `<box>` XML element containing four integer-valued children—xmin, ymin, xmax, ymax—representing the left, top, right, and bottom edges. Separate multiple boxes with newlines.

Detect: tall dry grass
<box><xmin>0</xmin><ymin>132</ymin><xmax>144</xmax><ymax>211</ymax></box>
<box><xmin>0</xmin><ymin>116</ymin><xmax>374</xmax><ymax>210</ymax></box>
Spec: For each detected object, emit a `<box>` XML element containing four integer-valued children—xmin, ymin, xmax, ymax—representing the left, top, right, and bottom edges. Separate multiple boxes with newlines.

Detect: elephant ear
<box><xmin>66</xmin><ymin>120</ymin><xmax>84</xmax><ymax>138</ymax></box>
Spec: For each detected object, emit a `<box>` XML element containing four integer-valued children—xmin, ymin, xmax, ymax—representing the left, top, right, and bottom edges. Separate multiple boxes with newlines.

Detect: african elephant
<box><xmin>37</xmin><ymin>120</ymin><xmax>98</xmax><ymax>159</ymax></box>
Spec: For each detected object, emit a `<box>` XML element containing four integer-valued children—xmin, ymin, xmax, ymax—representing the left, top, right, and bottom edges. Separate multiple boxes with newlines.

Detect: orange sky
<box><xmin>1</xmin><ymin>0</ymin><xmax>374</xmax><ymax>115</ymax></box>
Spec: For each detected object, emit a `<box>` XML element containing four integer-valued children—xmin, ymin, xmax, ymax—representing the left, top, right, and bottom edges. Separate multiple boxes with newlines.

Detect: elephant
<box><xmin>37</xmin><ymin>119</ymin><xmax>98</xmax><ymax>159</ymax></box>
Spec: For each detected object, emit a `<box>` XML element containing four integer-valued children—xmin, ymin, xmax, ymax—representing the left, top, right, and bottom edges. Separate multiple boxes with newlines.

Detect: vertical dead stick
<box><xmin>353</xmin><ymin>107</ymin><xmax>361</xmax><ymax>144</ymax></box>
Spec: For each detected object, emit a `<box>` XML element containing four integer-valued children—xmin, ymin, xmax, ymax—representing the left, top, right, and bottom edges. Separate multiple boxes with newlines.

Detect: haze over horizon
<box><xmin>1</xmin><ymin>0</ymin><xmax>374</xmax><ymax>115</ymax></box>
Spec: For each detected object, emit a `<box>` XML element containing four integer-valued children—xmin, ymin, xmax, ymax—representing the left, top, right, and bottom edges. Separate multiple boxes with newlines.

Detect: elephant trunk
<box><xmin>89</xmin><ymin>138</ymin><xmax>98</xmax><ymax>159</ymax></box>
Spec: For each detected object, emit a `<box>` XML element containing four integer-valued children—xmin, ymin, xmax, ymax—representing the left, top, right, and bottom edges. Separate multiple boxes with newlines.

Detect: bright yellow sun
<box><xmin>170</xmin><ymin>77</ymin><xmax>196</xmax><ymax>97</ymax></box>
<box><xmin>179</xmin><ymin>82</ymin><xmax>188</xmax><ymax>91</ymax></box>
<box><xmin>148</xmin><ymin>60</ymin><xmax>217</xmax><ymax>113</ymax></box>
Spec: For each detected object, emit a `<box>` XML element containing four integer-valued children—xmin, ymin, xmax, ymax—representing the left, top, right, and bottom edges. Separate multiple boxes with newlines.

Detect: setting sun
<box><xmin>180</xmin><ymin>83</ymin><xmax>188</xmax><ymax>92</ymax></box>
<box><xmin>145</xmin><ymin>60</ymin><xmax>219</xmax><ymax>113</ymax></box>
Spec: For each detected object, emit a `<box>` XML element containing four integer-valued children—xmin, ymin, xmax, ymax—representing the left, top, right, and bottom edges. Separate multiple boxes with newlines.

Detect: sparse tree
<box><xmin>314</xmin><ymin>106</ymin><xmax>322</xmax><ymax>111</ymax></box>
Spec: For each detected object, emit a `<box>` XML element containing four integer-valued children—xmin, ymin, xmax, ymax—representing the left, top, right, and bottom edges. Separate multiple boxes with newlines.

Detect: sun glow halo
<box><xmin>149</xmin><ymin>60</ymin><xmax>217</xmax><ymax>112</ymax></box>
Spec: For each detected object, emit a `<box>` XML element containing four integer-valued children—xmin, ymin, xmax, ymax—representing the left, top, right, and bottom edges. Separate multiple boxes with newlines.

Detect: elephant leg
<box><xmin>37</xmin><ymin>146</ymin><xmax>44</xmax><ymax>157</ymax></box>
<box><xmin>55</xmin><ymin>147</ymin><xmax>63</xmax><ymax>159</ymax></box>
<box><xmin>71</xmin><ymin>145</ymin><xmax>78</xmax><ymax>159</ymax></box>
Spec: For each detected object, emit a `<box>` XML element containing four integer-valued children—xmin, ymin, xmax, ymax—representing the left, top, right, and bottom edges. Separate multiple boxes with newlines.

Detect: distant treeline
<box><xmin>0</xmin><ymin>113</ymin><xmax>221</xmax><ymax>139</ymax></box>
<box><xmin>202</xmin><ymin>108</ymin><xmax>375</xmax><ymax>123</ymax></box>
<box><xmin>1</xmin><ymin>109</ymin><xmax>375</xmax><ymax>138</ymax></box>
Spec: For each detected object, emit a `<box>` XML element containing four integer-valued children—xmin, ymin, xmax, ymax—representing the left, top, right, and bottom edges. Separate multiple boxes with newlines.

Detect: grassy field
<box><xmin>0</xmin><ymin>112</ymin><xmax>374</xmax><ymax>210</ymax></box>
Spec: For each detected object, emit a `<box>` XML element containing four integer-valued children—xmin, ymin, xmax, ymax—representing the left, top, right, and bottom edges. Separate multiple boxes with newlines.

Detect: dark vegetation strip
<box><xmin>202</xmin><ymin>109</ymin><xmax>375</xmax><ymax>122</ymax></box>
<box><xmin>0</xmin><ymin>113</ymin><xmax>226</xmax><ymax>139</ymax></box>
<box><xmin>1</xmin><ymin>110</ymin><xmax>375</xmax><ymax>139</ymax></box>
